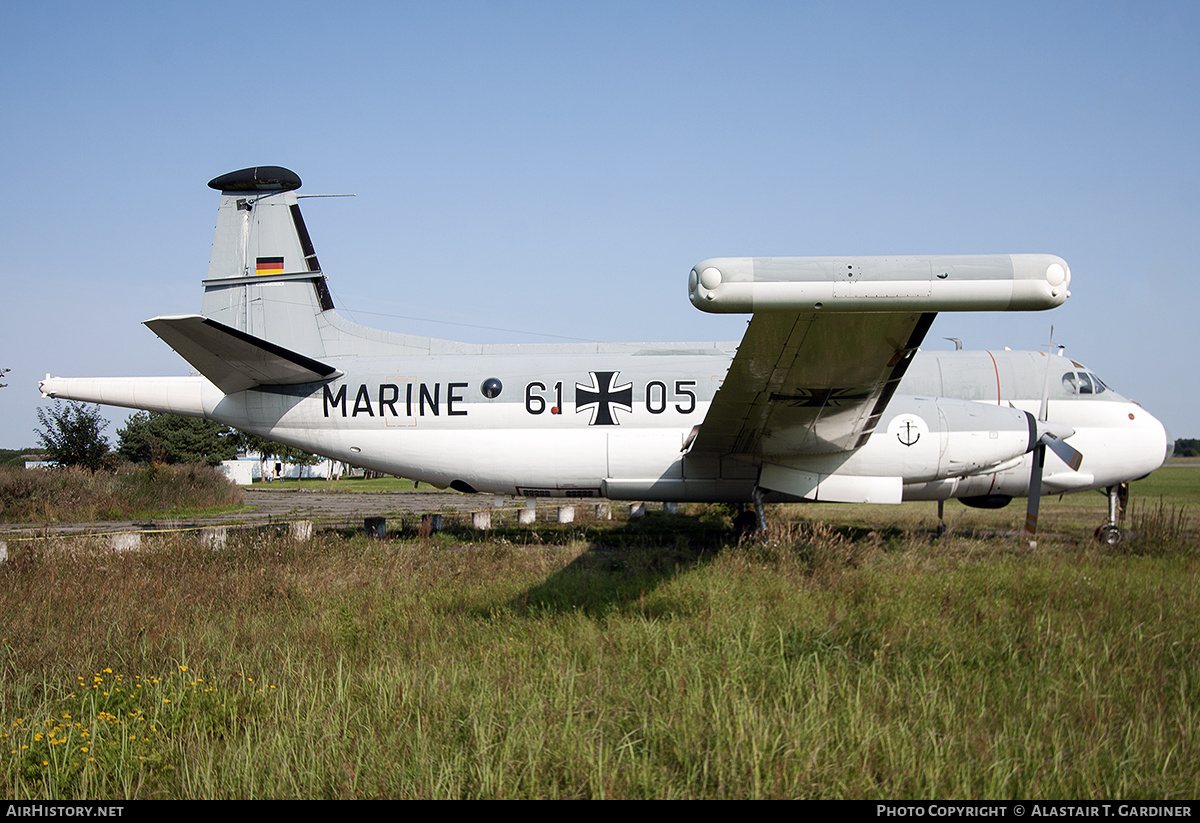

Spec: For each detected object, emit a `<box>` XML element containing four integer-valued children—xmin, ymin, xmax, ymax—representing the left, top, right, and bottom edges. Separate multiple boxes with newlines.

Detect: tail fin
<box><xmin>201</xmin><ymin>166</ymin><xmax>334</xmax><ymax>357</ymax></box>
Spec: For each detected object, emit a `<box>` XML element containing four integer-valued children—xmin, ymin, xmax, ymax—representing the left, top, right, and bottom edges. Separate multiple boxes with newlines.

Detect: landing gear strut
<box><xmin>936</xmin><ymin>499</ymin><xmax>947</xmax><ymax>537</ymax></box>
<box><xmin>752</xmin><ymin>486</ymin><xmax>767</xmax><ymax>533</ymax></box>
<box><xmin>1096</xmin><ymin>483</ymin><xmax>1128</xmax><ymax>546</ymax></box>
<box><xmin>734</xmin><ymin>488</ymin><xmax>769</xmax><ymax>535</ymax></box>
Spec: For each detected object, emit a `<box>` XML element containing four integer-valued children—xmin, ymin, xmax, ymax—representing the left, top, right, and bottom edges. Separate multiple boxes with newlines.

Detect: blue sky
<box><xmin>2</xmin><ymin>1</ymin><xmax>1197</xmax><ymax>449</ymax></box>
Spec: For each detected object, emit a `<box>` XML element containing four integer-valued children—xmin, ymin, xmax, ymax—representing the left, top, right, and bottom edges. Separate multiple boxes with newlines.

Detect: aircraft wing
<box><xmin>684</xmin><ymin>253</ymin><xmax>1073</xmax><ymax>460</ymax></box>
<box><xmin>690</xmin><ymin>311</ymin><xmax>935</xmax><ymax>457</ymax></box>
<box><xmin>144</xmin><ymin>315</ymin><xmax>340</xmax><ymax>394</ymax></box>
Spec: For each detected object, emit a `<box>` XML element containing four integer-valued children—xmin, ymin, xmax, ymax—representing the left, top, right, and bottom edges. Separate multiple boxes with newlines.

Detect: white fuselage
<box><xmin>58</xmin><ymin>346</ymin><xmax>1163</xmax><ymax>503</ymax></box>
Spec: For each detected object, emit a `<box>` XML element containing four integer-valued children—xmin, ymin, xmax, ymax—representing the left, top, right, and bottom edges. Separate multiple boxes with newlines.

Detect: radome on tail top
<box><xmin>40</xmin><ymin>166</ymin><xmax>1171</xmax><ymax>543</ymax></box>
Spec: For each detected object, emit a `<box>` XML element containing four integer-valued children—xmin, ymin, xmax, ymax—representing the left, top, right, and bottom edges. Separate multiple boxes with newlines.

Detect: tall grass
<box><xmin>1127</xmin><ymin>498</ymin><xmax>1193</xmax><ymax>554</ymax></box>
<box><xmin>1</xmin><ymin>516</ymin><xmax>1196</xmax><ymax>798</ymax></box>
<box><xmin>0</xmin><ymin>464</ymin><xmax>244</xmax><ymax>523</ymax></box>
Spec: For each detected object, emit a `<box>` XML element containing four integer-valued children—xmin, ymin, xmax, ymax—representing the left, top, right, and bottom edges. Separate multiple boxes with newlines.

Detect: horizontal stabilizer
<box><xmin>144</xmin><ymin>315</ymin><xmax>340</xmax><ymax>394</ymax></box>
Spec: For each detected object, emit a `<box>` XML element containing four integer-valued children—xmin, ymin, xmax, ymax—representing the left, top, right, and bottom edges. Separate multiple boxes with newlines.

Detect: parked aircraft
<box><xmin>40</xmin><ymin>167</ymin><xmax>1171</xmax><ymax>544</ymax></box>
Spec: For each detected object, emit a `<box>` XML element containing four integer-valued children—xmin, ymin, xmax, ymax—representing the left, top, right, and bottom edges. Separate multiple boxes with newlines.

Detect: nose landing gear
<box><xmin>1096</xmin><ymin>483</ymin><xmax>1128</xmax><ymax>546</ymax></box>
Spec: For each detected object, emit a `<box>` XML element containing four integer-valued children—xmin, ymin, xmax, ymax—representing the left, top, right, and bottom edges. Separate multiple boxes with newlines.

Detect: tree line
<box><xmin>33</xmin><ymin>400</ymin><xmax>321</xmax><ymax>472</ymax></box>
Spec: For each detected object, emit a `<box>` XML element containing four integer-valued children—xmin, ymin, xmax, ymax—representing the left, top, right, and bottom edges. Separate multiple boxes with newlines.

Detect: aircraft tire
<box><xmin>733</xmin><ymin>510</ymin><xmax>759</xmax><ymax>535</ymax></box>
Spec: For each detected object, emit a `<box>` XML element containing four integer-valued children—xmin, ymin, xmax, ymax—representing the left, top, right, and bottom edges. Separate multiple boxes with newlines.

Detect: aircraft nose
<box><xmin>1144</xmin><ymin>412</ymin><xmax>1172</xmax><ymax>472</ymax></box>
<box><xmin>1119</xmin><ymin>405</ymin><xmax>1172</xmax><ymax>481</ymax></box>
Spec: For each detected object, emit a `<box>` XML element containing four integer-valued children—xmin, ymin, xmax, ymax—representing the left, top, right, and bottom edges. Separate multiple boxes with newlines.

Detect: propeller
<box><xmin>1024</xmin><ymin>329</ymin><xmax>1084</xmax><ymax>548</ymax></box>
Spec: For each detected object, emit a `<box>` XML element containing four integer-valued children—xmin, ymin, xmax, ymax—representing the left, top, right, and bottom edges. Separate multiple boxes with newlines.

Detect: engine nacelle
<box><xmin>759</xmin><ymin>397</ymin><xmax>1035</xmax><ymax>503</ymax></box>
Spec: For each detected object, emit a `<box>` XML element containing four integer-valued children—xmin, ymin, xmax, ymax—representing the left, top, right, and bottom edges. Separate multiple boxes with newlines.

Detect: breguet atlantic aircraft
<box><xmin>40</xmin><ymin>166</ymin><xmax>1171</xmax><ymax>544</ymax></box>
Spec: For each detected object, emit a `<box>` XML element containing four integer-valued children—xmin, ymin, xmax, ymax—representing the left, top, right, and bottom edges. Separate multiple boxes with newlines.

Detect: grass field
<box><xmin>0</xmin><ymin>468</ymin><xmax>1195</xmax><ymax>798</ymax></box>
<box><xmin>248</xmin><ymin>475</ymin><xmax>427</xmax><ymax>493</ymax></box>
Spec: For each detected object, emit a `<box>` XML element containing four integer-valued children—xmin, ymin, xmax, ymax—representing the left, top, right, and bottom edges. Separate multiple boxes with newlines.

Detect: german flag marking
<box><xmin>256</xmin><ymin>256</ymin><xmax>285</xmax><ymax>276</ymax></box>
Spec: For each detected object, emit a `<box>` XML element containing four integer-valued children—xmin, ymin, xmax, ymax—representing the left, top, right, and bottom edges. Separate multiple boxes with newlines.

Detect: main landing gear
<box><xmin>1096</xmin><ymin>483</ymin><xmax>1128</xmax><ymax>546</ymax></box>
<box><xmin>734</xmin><ymin>488</ymin><xmax>769</xmax><ymax>535</ymax></box>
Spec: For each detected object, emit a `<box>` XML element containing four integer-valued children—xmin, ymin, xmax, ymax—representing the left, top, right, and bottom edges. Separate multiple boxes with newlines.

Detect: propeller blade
<box><xmin>1024</xmin><ymin>326</ymin><xmax>1080</xmax><ymax>549</ymax></box>
<box><xmin>1040</xmin><ymin>431</ymin><xmax>1083</xmax><ymax>472</ymax></box>
<box><xmin>1038</xmin><ymin>325</ymin><xmax>1055</xmax><ymax>422</ymax></box>
<box><xmin>1025</xmin><ymin>442</ymin><xmax>1046</xmax><ymax>547</ymax></box>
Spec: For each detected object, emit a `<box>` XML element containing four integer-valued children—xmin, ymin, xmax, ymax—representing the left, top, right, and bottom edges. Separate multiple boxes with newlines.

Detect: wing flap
<box><xmin>759</xmin><ymin>463</ymin><xmax>903</xmax><ymax>503</ymax></box>
<box><xmin>144</xmin><ymin>315</ymin><xmax>340</xmax><ymax>394</ymax></box>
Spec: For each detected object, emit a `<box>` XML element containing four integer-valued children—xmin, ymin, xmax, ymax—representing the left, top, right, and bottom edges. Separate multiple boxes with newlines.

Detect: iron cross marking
<box><xmin>576</xmin><ymin>371</ymin><xmax>633</xmax><ymax>426</ymax></box>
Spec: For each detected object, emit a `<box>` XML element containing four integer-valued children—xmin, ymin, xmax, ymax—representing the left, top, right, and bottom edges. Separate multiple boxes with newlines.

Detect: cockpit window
<box><xmin>1061</xmin><ymin>371</ymin><xmax>1107</xmax><ymax>395</ymax></box>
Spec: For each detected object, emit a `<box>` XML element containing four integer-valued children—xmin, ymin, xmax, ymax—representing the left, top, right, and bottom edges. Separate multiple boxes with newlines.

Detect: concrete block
<box><xmin>364</xmin><ymin>517</ymin><xmax>387</xmax><ymax>538</ymax></box>
<box><xmin>111</xmin><ymin>532</ymin><xmax>141</xmax><ymax>552</ymax></box>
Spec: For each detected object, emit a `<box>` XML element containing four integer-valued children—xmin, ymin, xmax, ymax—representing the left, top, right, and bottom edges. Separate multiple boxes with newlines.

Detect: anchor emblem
<box><xmin>897</xmin><ymin>419</ymin><xmax>921</xmax><ymax>447</ymax></box>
